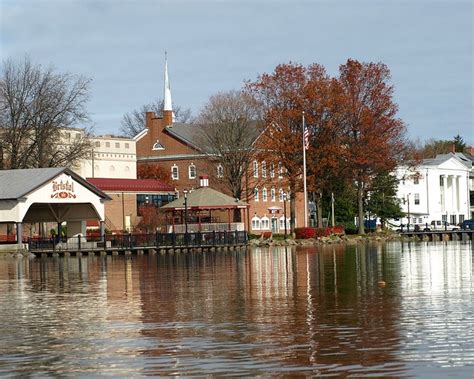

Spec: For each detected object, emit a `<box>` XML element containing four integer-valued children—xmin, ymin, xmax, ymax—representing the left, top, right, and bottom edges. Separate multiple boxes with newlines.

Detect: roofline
<box><xmin>163</xmin><ymin>205</ymin><xmax>248</xmax><ymax>211</ymax></box>
<box><xmin>133</xmin><ymin>128</ymin><xmax>148</xmax><ymax>141</ymax></box>
<box><xmin>20</xmin><ymin>167</ymin><xmax>112</xmax><ymax>201</ymax></box>
<box><xmin>138</xmin><ymin>154</ymin><xmax>209</xmax><ymax>162</ymax></box>
<box><xmin>164</xmin><ymin>125</ymin><xmax>203</xmax><ymax>152</ymax></box>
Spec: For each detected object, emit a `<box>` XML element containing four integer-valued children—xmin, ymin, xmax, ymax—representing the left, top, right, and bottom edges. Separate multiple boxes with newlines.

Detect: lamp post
<box><xmin>283</xmin><ymin>192</ymin><xmax>288</xmax><ymax>239</ymax></box>
<box><xmin>406</xmin><ymin>193</ymin><xmax>411</xmax><ymax>231</ymax></box>
<box><xmin>183</xmin><ymin>190</ymin><xmax>188</xmax><ymax>244</ymax></box>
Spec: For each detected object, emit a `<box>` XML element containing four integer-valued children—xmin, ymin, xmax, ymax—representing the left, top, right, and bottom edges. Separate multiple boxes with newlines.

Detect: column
<box><xmin>451</xmin><ymin>175</ymin><xmax>456</xmax><ymax>215</ymax></box>
<box><xmin>100</xmin><ymin>221</ymin><xmax>105</xmax><ymax>243</ymax></box>
<box><xmin>442</xmin><ymin>175</ymin><xmax>448</xmax><ymax>213</ymax></box>
<box><xmin>16</xmin><ymin>222</ymin><xmax>22</xmax><ymax>250</ymax></box>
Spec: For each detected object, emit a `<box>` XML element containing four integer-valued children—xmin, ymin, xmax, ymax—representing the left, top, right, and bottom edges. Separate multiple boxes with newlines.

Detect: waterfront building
<box><xmin>396</xmin><ymin>153</ymin><xmax>472</xmax><ymax>227</ymax></box>
<box><xmin>135</xmin><ymin>58</ymin><xmax>302</xmax><ymax>234</ymax></box>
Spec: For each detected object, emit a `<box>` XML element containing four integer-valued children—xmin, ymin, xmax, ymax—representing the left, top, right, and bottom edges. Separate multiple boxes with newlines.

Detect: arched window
<box><xmin>251</xmin><ymin>216</ymin><xmax>261</xmax><ymax>230</ymax></box>
<box><xmin>254</xmin><ymin>187</ymin><xmax>259</xmax><ymax>202</ymax></box>
<box><xmin>279</xmin><ymin>188</ymin><xmax>284</xmax><ymax>202</ymax></box>
<box><xmin>261</xmin><ymin>216</ymin><xmax>270</xmax><ymax>230</ymax></box>
<box><xmin>271</xmin><ymin>188</ymin><xmax>276</xmax><ymax>202</ymax></box>
<box><xmin>253</xmin><ymin>160</ymin><xmax>258</xmax><ymax>178</ymax></box>
<box><xmin>171</xmin><ymin>165</ymin><xmax>179</xmax><ymax>180</ymax></box>
<box><xmin>261</xmin><ymin>161</ymin><xmax>267</xmax><ymax>178</ymax></box>
<box><xmin>153</xmin><ymin>140</ymin><xmax>165</xmax><ymax>150</ymax></box>
<box><xmin>270</xmin><ymin>162</ymin><xmax>275</xmax><ymax>178</ymax></box>
<box><xmin>188</xmin><ymin>163</ymin><xmax>196</xmax><ymax>179</ymax></box>
<box><xmin>217</xmin><ymin>164</ymin><xmax>224</xmax><ymax>178</ymax></box>
<box><xmin>278</xmin><ymin>162</ymin><xmax>283</xmax><ymax>178</ymax></box>
<box><xmin>262</xmin><ymin>187</ymin><xmax>268</xmax><ymax>202</ymax></box>
<box><xmin>279</xmin><ymin>216</ymin><xmax>289</xmax><ymax>231</ymax></box>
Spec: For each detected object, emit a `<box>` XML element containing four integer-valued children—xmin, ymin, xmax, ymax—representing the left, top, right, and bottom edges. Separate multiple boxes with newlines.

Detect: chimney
<box><xmin>199</xmin><ymin>175</ymin><xmax>209</xmax><ymax>187</ymax></box>
<box><xmin>451</xmin><ymin>143</ymin><xmax>456</xmax><ymax>153</ymax></box>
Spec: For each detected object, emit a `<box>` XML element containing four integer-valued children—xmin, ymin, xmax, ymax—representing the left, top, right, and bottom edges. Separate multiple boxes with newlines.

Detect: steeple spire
<box><xmin>162</xmin><ymin>51</ymin><xmax>175</xmax><ymax>125</ymax></box>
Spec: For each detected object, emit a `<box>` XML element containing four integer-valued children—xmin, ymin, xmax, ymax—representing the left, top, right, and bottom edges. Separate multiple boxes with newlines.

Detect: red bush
<box><xmin>295</xmin><ymin>227</ymin><xmax>316</xmax><ymax>239</ymax></box>
<box><xmin>330</xmin><ymin>225</ymin><xmax>345</xmax><ymax>235</ymax></box>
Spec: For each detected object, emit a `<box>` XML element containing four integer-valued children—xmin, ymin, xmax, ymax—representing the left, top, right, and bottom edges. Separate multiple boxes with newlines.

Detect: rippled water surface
<box><xmin>0</xmin><ymin>241</ymin><xmax>473</xmax><ymax>376</ymax></box>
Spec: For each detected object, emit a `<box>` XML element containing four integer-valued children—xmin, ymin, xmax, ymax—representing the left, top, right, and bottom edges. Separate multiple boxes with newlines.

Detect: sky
<box><xmin>1</xmin><ymin>0</ymin><xmax>473</xmax><ymax>145</ymax></box>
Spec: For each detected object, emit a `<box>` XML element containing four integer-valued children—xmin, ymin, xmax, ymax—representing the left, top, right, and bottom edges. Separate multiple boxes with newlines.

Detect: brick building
<box><xmin>134</xmin><ymin>57</ymin><xmax>305</xmax><ymax>234</ymax></box>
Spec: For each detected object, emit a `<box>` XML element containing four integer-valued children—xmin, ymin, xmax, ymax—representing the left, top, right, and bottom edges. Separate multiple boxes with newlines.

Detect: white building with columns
<box><xmin>396</xmin><ymin>153</ymin><xmax>472</xmax><ymax>227</ymax></box>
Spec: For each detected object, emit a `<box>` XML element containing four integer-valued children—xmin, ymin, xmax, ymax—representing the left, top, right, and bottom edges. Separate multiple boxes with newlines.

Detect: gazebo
<box><xmin>160</xmin><ymin>178</ymin><xmax>248</xmax><ymax>233</ymax></box>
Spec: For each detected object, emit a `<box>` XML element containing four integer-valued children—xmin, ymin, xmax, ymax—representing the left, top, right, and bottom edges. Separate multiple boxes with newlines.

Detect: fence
<box><xmin>27</xmin><ymin>231</ymin><xmax>248</xmax><ymax>252</ymax></box>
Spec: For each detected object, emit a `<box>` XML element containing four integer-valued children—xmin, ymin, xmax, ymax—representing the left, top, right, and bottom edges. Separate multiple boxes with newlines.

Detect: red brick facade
<box><xmin>136</xmin><ymin>110</ymin><xmax>305</xmax><ymax>234</ymax></box>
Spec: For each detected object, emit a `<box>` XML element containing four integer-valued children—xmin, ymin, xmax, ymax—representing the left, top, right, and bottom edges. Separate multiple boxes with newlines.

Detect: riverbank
<box><xmin>249</xmin><ymin>232</ymin><xmax>408</xmax><ymax>248</ymax></box>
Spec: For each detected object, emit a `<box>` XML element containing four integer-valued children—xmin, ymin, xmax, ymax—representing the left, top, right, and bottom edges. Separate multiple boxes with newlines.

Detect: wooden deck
<box><xmin>400</xmin><ymin>229</ymin><xmax>474</xmax><ymax>241</ymax></box>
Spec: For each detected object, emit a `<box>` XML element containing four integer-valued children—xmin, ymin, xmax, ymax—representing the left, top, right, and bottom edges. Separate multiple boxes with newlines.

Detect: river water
<box><xmin>0</xmin><ymin>241</ymin><xmax>473</xmax><ymax>377</ymax></box>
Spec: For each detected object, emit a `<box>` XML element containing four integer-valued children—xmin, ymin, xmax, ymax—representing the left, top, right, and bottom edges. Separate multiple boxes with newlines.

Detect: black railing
<box><xmin>28</xmin><ymin>231</ymin><xmax>248</xmax><ymax>251</ymax></box>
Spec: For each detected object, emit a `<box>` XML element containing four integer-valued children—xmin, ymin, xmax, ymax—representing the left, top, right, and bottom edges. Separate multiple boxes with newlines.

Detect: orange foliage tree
<box><xmin>337</xmin><ymin>59</ymin><xmax>410</xmax><ymax>234</ymax></box>
<box><xmin>137</xmin><ymin>163</ymin><xmax>172</xmax><ymax>185</ymax></box>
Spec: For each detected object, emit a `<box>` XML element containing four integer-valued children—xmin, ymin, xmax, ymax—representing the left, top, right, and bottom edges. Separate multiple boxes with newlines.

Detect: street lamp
<box><xmin>183</xmin><ymin>189</ymin><xmax>188</xmax><ymax>244</ymax></box>
<box><xmin>283</xmin><ymin>192</ymin><xmax>288</xmax><ymax>239</ymax></box>
<box><xmin>406</xmin><ymin>193</ymin><xmax>411</xmax><ymax>231</ymax></box>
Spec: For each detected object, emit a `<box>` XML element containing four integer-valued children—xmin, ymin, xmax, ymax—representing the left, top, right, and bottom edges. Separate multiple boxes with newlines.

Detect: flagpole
<box><xmin>302</xmin><ymin>111</ymin><xmax>308</xmax><ymax>227</ymax></box>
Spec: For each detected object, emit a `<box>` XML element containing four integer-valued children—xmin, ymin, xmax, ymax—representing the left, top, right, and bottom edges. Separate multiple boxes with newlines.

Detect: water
<box><xmin>0</xmin><ymin>241</ymin><xmax>473</xmax><ymax>377</ymax></box>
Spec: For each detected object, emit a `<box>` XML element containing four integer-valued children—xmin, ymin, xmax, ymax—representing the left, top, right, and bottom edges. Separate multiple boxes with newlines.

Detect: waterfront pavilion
<box><xmin>0</xmin><ymin>167</ymin><xmax>110</xmax><ymax>251</ymax></box>
<box><xmin>161</xmin><ymin>179</ymin><xmax>248</xmax><ymax>233</ymax></box>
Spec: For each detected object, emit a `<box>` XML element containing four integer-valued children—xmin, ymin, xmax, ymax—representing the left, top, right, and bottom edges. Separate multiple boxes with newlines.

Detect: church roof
<box><xmin>87</xmin><ymin>177</ymin><xmax>175</xmax><ymax>193</ymax></box>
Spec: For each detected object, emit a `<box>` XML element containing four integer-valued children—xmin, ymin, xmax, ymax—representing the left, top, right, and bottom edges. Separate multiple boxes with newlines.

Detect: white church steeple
<box><xmin>163</xmin><ymin>51</ymin><xmax>175</xmax><ymax>124</ymax></box>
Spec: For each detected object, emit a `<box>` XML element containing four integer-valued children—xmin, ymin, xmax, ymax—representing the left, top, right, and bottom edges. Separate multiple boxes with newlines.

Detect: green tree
<box><xmin>452</xmin><ymin>134</ymin><xmax>466</xmax><ymax>152</ymax></box>
<box><xmin>366</xmin><ymin>172</ymin><xmax>403</xmax><ymax>229</ymax></box>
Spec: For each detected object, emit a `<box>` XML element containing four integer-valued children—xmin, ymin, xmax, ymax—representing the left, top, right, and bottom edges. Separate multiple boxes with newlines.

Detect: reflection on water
<box><xmin>0</xmin><ymin>241</ymin><xmax>473</xmax><ymax>376</ymax></box>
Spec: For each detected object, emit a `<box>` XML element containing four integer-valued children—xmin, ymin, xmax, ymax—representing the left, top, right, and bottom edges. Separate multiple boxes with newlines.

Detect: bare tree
<box><xmin>120</xmin><ymin>99</ymin><xmax>192</xmax><ymax>137</ymax></box>
<box><xmin>197</xmin><ymin>90</ymin><xmax>261</xmax><ymax>221</ymax></box>
<box><xmin>0</xmin><ymin>56</ymin><xmax>93</xmax><ymax>169</ymax></box>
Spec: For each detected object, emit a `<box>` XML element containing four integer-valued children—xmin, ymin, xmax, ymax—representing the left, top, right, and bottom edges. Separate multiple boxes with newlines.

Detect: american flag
<box><xmin>303</xmin><ymin>124</ymin><xmax>310</xmax><ymax>151</ymax></box>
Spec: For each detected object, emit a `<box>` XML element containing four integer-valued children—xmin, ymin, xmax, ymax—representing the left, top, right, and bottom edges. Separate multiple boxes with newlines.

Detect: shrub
<box><xmin>295</xmin><ymin>227</ymin><xmax>316</xmax><ymax>239</ymax></box>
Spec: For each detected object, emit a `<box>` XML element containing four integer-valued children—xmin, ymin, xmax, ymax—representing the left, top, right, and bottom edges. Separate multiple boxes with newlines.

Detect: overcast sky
<box><xmin>1</xmin><ymin>0</ymin><xmax>472</xmax><ymax>145</ymax></box>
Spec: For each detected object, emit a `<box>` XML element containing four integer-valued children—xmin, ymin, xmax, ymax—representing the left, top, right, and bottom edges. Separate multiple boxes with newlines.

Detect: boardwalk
<box><xmin>27</xmin><ymin>231</ymin><xmax>248</xmax><ymax>257</ymax></box>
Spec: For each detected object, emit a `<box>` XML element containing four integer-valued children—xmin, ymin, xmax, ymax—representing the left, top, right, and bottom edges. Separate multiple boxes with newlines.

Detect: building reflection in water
<box><xmin>0</xmin><ymin>241</ymin><xmax>472</xmax><ymax>376</ymax></box>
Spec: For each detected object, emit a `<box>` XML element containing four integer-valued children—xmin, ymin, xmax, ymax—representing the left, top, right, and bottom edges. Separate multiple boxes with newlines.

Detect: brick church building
<box><xmin>135</xmin><ymin>57</ymin><xmax>304</xmax><ymax>234</ymax></box>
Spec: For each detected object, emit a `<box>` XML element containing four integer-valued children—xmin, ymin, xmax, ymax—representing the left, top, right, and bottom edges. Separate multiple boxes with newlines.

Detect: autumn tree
<box><xmin>197</xmin><ymin>90</ymin><xmax>261</xmax><ymax>221</ymax></box>
<box><xmin>138</xmin><ymin>163</ymin><xmax>172</xmax><ymax>185</ymax></box>
<box><xmin>337</xmin><ymin>59</ymin><xmax>410</xmax><ymax>234</ymax></box>
<box><xmin>120</xmin><ymin>99</ymin><xmax>192</xmax><ymax>137</ymax></box>
<box><xmin>0</xmin><ymin>56</ymin><xmax>92</xmax><ymax>169</ymax></box>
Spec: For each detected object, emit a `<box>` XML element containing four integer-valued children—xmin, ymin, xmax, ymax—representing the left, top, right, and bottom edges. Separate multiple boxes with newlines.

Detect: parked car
<box><xmin>461</xmin><ymin>219</ymin><xmax>474</xmax><ymax>230</ymax></box>
<box><xmin>425</xmin><ymin>220</ymin><xmax>459</xmax><ymax>231</ymax></box>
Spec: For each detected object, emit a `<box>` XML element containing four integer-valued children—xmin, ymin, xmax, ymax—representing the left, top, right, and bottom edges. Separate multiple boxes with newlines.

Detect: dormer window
<box><xmin>217</xmin><ymin>164</ymin><xmax>224</xmax><ymax>178</ymax></box>
<box><xmin>153</xmin><ymin>140</ymin><xmax>165</xmax><ymax>150</ymax></box>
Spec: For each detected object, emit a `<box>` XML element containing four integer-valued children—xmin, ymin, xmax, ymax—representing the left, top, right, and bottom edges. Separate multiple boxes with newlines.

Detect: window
<box><xmin>125</xmin><ymin>143</ymin><xmax>130</xmax><ymax>149</ymax></box>
<box><xmin>254</xmin><ymin>187</ymin><xmax>259</xmax><ymax>201</ymax></box>
<box><xmin>262</xmin><ymin>188</ymin><xmax>268</xmax><ymax>202</ymax></box>
<box><xmin>106</xmin><ymin>142</ymin><xmax>110</xmax><ymax>148</ymax></box>
<box><xmin>270</xmin><ymin>163</ymin><xmax>275</xmax><ymax>178</ymax></box>
<box><xmin>450</xmin><ymin>215</ymin><xmax>456</xmax><ymax>224</ymax></box>
<box><xmin>459</xmin><ymin>214</ymin><xmax>465</xmax><ymax>223</ymax></box>
<box><xmin>253</xmin><ymin>160</ymin><xmax>258</xmax><ymax>178</ymax></box>
<box><xmin>262</xmin><ymin>161</ymin><xmax>267</xmax><ymax>178</ymax></box>
<box><xmin>271</xmin><ymin>188</ymin><xmax>276</xmax><ymax>202</ymax></box>
<box><xmin>279</xmin><ymin>188</ymin><xmax>284</xmax><ymax>202</ymax></box>
<box><xmin>261</xmin><ymin>217</ymin><xmax>270</xmax><ymax>230</ymax></box>
<box><xmin>278</xmin><ymin>162</ymin><xmax>283</xmax><ymax>178</ymax></box>
<box><xmin>414</xmin><ymin>193</ymin><xmax>420</xmax><ymax>205</ymax></box>
<box><xmin>189</xmin><ymin>164</ymin><xmax>196</xmax><ymax>179</ymax></box>
<box><xmin>95</xmin><ymin>141</ymin><xmax>100</xmax><ymax>147</ymax></box>
<box><xmin>252</xmin><ymin>216</ymin><xmax>261</xmax><ymax>230</ymax></box>
<box><xmin>171</xmin><ymin>165</ymin><xmax>179</xmax><ymax>180</ymax></box>
<box><xmin>115</xmin><ymin>142</ymin><xmax>120</xmax><ymax>148</ymax></box>
<box><xmin>217</xmin><ymin>164</ymin><xmax>224</xmax><ymax>178</ymax></box>
<box><xmin>442</xmin><ymin>214</ymin><xmax>447</xmax><ymax>222</ymax></box>
<box><xmin>414</xmin><ymin>176</ymin><xmax>419</xmax><ymax>185</ymax></box>
<box><xmin>153</xmin><ymin>140</ymin><xmax>164</xmax><ymax>150</ymax></box>
<box><xmin>279</xmin><ymin>216</ymin><xmax>289</xmax><ymax>230</ymax></box>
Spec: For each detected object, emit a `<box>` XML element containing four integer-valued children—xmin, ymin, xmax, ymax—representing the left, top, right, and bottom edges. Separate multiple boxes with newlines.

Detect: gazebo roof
<box><xmin>161</xmin><ymin>187</ymin><xmax>247</xmax><ymax>211</ymax></box>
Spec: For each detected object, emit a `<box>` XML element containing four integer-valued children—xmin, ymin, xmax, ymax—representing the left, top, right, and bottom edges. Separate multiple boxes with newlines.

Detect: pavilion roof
<box><xmin>161</xmin><ymin>187</ymin><xmax>247</xmax><ymax>211</ymax></box>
